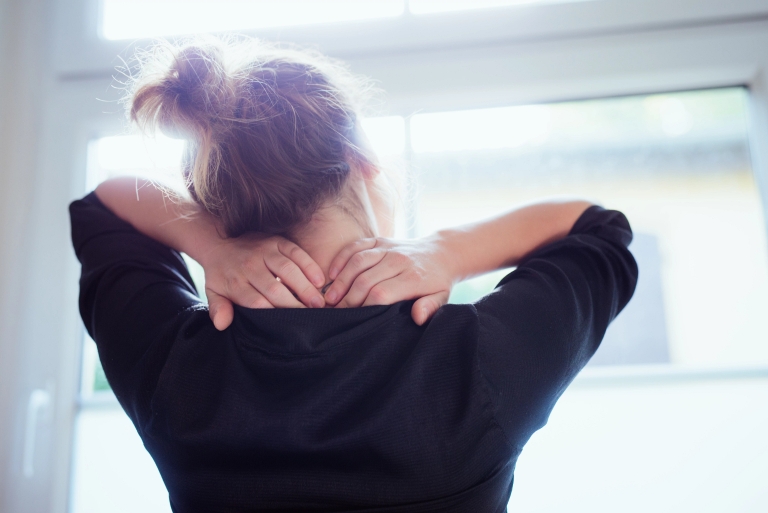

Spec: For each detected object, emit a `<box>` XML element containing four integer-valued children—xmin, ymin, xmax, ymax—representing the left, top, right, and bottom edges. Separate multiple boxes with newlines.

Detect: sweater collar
<box><xmin>231</xmin><ymin>300</ymin><xmax>415</xmax><ymax>354</ymax></box>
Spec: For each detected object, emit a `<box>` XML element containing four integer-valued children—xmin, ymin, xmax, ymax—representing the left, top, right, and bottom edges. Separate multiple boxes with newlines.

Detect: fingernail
<box><xmin>310</xmin><ymin>296</ymin><xmax>324</xmax><ymax>308</ymax></box>
<box><xmin>326</xmin><ymin>290</ymin><xmax>337</xmax><ymax>303</ymax></box>
<box><xmin>329</xmin><ymin>267</ymin><xmax>338</xmax><ymax>280</ymax></box>
<box><xmin>314</xmin><ymin>275</ymin><xmax>325</xmax><ymax>287</ymax></box>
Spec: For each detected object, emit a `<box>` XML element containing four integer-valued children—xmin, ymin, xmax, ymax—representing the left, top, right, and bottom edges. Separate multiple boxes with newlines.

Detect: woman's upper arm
<box><xmin>70</xmin><ymin>192</ymin><xmax>202</xmax><ymax>404</ymax></box>
<box><xmin>474</xmin><ymin>206</ymin><xmax>638</xmax><ymax>442</ymax></box>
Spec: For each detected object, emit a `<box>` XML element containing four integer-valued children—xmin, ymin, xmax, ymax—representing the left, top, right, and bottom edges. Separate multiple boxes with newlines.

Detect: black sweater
<box><xmin>70</xmin><ymin>193</ymin><xmax>637</xmax><ymax>513</ymax></box>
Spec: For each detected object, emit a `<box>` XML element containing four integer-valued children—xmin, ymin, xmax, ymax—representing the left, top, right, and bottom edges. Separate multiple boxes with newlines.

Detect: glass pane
<box><xmin>361</xmin><ymin>116</ymin><xmax>405</xmax><ymax>156</ymax></box>
<box><xmin>79</xmin><ymin>337</ymin><xmax>110</xmax><ymax>397</ymax></box>
<box><xmin>86</xmin><ymin>134</ymin><xmax>186</xmax><ymax>191</ymax></box>
<box><xmin>411</xmin><ymin>88</ymin><xmax>768</xmax><ymax>367</ymax></box>
<box><xmin>409</xmin><ymin>0</ymin><xmax>591</xmax><ymax>14</ymax></box>
<box><xmin>71</xmin><ymin>408</ymin><xmax>171</xmax><ymax>513</ymax></box>
<box><xmin>101</xmin><ymin>0</ymin><xmax>405</xmax><ymax>40</ymax></box>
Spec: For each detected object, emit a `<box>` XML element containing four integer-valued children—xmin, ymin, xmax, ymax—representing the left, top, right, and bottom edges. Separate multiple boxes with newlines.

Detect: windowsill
<box><xmin>575</xmin><ymin>363</ymin><xmax>768</xmax><ymax>387</ymax></box>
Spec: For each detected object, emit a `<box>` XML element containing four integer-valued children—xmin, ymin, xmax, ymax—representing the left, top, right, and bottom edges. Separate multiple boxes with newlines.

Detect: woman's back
<box><xmin>71</xmin><ymin>191</ymin><xmax>636</xmax><ymax>512</ymax></box>
<box><xmin>147</xmin><ymin>303</ymin><xmax>512</xmax><ymax>512</ymax></box>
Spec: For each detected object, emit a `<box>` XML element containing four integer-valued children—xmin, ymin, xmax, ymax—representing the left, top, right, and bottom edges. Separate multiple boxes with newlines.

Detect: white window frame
<box><xmin>3</xmin><ymin>0</ymin><xmax>768</xmax><ymax>511</ymax></box>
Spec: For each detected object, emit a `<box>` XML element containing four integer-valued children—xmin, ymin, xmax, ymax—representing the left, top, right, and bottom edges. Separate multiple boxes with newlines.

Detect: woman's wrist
<box><xmin>172</xmin><ymin>207</ymin><xmax>228</xmax><ymax>267</ymax></box>
<box><xmin>430</xmin><ymin>228</ymin><xmax>477</xmax><ymax>285</ymax></box>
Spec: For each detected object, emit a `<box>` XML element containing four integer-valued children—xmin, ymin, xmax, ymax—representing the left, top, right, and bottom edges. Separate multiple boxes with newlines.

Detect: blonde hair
<box><xmin>126</xmin><ymin>37</ymin><xmax>378</xmax><ymax>237</ymax></box>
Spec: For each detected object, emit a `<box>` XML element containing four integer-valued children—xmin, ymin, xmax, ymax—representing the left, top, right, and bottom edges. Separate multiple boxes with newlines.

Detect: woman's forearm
<box><xmin>94</xmin><ymin>177</ymin><xmax>223</xmax><ymax>266</ymax></box>
<box><xmin>94</xmin><ymin>177</ymin><xmax>328</xmax><ymax>319</ymax></box>
<box><xmin>438</xmin><ymin>200</ymin><xmax>594</xmax><ymax>282</ymax></box>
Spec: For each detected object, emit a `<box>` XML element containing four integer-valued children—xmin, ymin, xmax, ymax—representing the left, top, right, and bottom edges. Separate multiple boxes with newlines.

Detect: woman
<box><xmin>70</xmin><ymin>38</ymin><xmax>637</xmax><ymax>512</ymax></box>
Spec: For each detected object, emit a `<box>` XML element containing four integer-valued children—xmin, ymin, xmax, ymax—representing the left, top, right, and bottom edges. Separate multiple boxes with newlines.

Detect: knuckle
<box><xmin>405</xmin><ymin>269</ymin><xmax>422</xmax><ymax>282</ymax></box>
<box><xmin>392</xmin><ymin>252</ymin><xmax>408</xmax><ymax>265</ymax></box>
<box><xmin>251</xmin><ymin>297</ymin><xmax>271</xmax><ymax>309</ymax></box>
<box><xmin>279</xmin><ymin>241</ymin><xmax>295</xmax><ymax>256</ymax></box>
<box><xmin>369</xmin><ymin>286</ymin><xmax>389</xmax><ymax>303</ymax></box>
<box><xmin>296</xmin><ymin>284</ymin><xmax>315</xmax><ymax>300</ymax></box>
<box><xmin>266</xmin><ymin>281</ymin><xmax>283</xmax><ymax>297</ymax></box>
<box><xmin>355</xmin><ymin>274</ymin><xmax>372</xmax><ymax>290</ymax></box>
<box><xmin>343</xmin><ymin>294</ymin><xmax>361</xmax><ymax>307</ymax></box>
<box><xmin>277</xmin><ymin>259</ymin><xmax>295</xmax><ymax>276</ymax></box>
<box><xmin>288</xmin><ymin>245</ymin><xmax>303</xmax><ymax>260</ymax></box>
<box><xmin>349</xmin><ymin>252</ymin><xmax>366</xmax><ymax>270</ymax></box>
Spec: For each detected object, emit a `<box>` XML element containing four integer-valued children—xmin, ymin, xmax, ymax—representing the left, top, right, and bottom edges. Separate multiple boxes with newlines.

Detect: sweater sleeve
<box><xmin>474</xmin><ymin>206</ymin><xmax>638</xmax><ymax>446</ymax></box>
<box><xmin>69</xmin><ymin>192</ymin><xmax>203</xmax><ymax>420</ymax></box>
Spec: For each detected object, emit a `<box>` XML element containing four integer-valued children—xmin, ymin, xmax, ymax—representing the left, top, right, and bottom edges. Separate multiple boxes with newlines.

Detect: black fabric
<box><xmin>70</xmin><ymin>193</ymin><xmax>637</xmax><ymax>513</ymax></box>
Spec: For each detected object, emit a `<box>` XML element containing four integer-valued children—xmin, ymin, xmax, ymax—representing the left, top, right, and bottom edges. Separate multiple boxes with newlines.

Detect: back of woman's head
<box><xmin>127</xmin><ymin>37</ymin><xmax>375</xmax><ymax>237</ymax></box>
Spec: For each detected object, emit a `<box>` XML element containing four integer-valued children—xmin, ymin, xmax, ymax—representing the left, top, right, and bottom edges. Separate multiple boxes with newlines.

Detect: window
<box><xmin>8</xmin><ymin>0</ymin><xmax>761</xmax><ymax>512</ymax></box>
<box><xmin>99</xmin><ymin>0</ymin><xmax>592</xmax><ymax>40</ymax></box>
<box><xmin>408</xmin><ymin>0</ymin><xmax>576</xmax><ymax>15</ymax></box>
<box><xmin>100</xmin><ymin>0</ymin><xmax>406</xmax><ymax>40</ymax></box>
<box><xmin>414</xmin><ymin>88</ymin><xmax>768</xmax><ymax>368</ymax></box>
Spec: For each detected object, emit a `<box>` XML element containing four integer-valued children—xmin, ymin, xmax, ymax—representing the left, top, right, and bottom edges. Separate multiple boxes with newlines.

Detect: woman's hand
<box><xmin>323</xmin><ymin>236</ymin><xmax>458</xmax><ymax>325</ymax></box>
<box><xmin>199</xmin><ymin>234</ymin><xmax>327</xmax><ymax>331</ymax></box>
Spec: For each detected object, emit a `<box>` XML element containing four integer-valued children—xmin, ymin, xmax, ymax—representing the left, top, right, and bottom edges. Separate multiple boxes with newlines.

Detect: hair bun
<box><xmin>129</xmin><ymin>41</ymin><xmax>233</xmax><ymax>140</ymax></box>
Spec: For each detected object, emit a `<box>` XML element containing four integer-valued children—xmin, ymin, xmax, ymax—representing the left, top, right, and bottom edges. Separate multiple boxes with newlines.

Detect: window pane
<box><xmin>411</xmin><ymin>88</ymin><xmax>768</xmax><ymax>367</ymax></box>
<box><xmin>409</xmin><ymin>0</ymin><xmax>590</xmax><ymax>15</ymax></box>
<box><xmin>101</xmin><ymin>0</ymin><xmax>405</xmax><ymax>40</ymax></box>
<box><xmin>361</xmin><ymin>116</ymin><xmax>405</xmax><ymax>156</ymax></box>
<box><xmin>87</xmin><ymin>134</ymin><xmax>185</xmax><ymax>190</ymax></box>
<box><xmin>71</xmin><ymin>408</ymin><xmax>171</xmax><ymax>513</ymax></box>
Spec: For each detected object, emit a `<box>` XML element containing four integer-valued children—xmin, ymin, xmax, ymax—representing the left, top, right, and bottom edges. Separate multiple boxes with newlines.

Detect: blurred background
<box><xmin>1</xmin><ymin>1</ymin><xmax>768</xmax><ymax>512</ymax></box>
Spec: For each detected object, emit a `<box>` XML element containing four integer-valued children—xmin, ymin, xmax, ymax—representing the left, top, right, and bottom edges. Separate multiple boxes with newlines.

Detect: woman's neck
<box><xmin>294</xmin><ymin>205</ymin><xmax>375</xmax><ymax>285</ymax></box>
<box><xmin>292</xmin><ymin>173</ymin><xmax>382</xmax><ymax>286</ymax></box>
